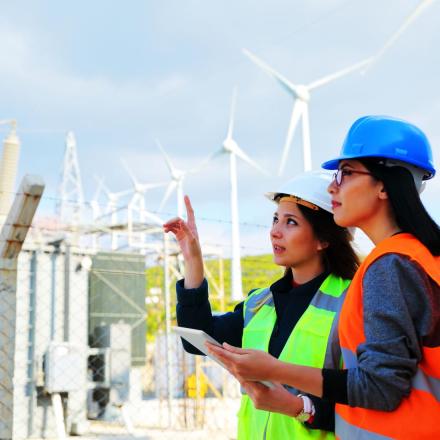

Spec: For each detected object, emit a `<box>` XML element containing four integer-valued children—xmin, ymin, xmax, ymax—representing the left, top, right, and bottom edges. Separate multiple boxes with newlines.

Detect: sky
<box><xmin>1</xmin><ymin>0</ymin><xmax>439</xmax><ymax>257</ymax></box>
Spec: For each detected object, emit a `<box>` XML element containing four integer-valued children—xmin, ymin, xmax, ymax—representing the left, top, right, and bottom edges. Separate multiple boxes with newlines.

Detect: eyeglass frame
<box><xmin>332</xmin><ymin>168</ymin><xmax>373</xmax><ymax>187</ymax></box>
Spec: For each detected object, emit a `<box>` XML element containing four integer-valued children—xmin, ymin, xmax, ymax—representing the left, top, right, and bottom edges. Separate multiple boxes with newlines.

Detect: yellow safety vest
<box><xmin>238</xmin><ymin>274</ymin><xmax>350</xmax><ymax>440</ymax></box>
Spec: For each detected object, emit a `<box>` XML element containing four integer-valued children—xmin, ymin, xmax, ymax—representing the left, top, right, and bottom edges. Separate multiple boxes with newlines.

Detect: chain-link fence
<box><xmin>0</xmin><ymin>174</ymin><xmax>285</xmax><ymax>440</ymax></box>
<box><xmin>2</xmin><ymin>242</ymin><xmax>248</xmax><ymax>439</ymax></box>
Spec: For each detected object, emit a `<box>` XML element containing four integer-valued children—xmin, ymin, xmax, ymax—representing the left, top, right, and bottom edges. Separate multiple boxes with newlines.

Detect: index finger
<box><xmin>207</xmin><ymin>344</ymin><xmax>239</xmax><ymax>363</ymax></box>
<box><xmin>184</xmin><ymin>195</ymin><xmax>196</xmax><ymax>225</ymax></box>
<box><xmin>243</xmin><ymin>381</ymin><xmax>267</xmax><ymax>393</ymax></box>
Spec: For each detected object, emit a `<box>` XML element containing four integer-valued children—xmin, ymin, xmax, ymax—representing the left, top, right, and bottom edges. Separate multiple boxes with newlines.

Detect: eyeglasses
<box><xmin>332</xmin><ymin>168</ymin><xmax>373</xmax><ymax>187</ymax></box>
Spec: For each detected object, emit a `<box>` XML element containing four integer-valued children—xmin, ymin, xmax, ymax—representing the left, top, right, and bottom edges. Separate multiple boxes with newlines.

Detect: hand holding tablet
<box><xmin>173</xmin><ymin>326</ymin><xmax>274</xmax><ymax>388</ymax></box>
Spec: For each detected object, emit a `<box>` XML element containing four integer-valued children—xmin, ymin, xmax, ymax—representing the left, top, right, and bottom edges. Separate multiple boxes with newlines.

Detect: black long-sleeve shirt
<box><xmin>176</xmin><ymin>270</ymin><xmax>336</xmax><ymax>431</ymax></box>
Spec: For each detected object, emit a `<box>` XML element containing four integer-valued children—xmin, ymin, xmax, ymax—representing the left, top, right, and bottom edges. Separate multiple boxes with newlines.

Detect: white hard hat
<box><xmin>265</xmin><ymin>170</ymin><xmax>333</xmax><ymax>213</ymax></box>
<box><xmin>379</xmin><ymin>159</ymin><xmax>426</xmax><ymax>193</ymax></box>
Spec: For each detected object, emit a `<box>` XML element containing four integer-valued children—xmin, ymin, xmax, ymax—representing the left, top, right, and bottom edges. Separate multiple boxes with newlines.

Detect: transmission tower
<box><xmin>57</xmin><ymin>131</ymin><xmax>84</xmax><ymax>227</ymax></box>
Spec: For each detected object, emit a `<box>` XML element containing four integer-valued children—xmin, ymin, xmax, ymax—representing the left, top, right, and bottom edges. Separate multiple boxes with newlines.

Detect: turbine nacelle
<box><xmin>295</xmin><ymin>85</ymin><xmax>310</xmax><ymax>102</ymax></box>
<box><xmin>170</xmin><ymin>167</ymin><xmax>185</xmax><ymax>182</ymax></box>
<box><xmin>222</xmin><ymin>138</ymin><xmax>239</xmax><ymax>154</ymax></box>
<box><xmin>157</xmin><ymin>140</ymin><xmax>207</xmax><ymax>216</ymax></box>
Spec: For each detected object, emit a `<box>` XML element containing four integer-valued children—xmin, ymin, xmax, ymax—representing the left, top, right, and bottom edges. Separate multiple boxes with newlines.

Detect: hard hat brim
<box><xmin>321</xmin><ymin>154</ymin><xmax>435</xmax><ymax>179</ymax></box>
<box><xmin>265</xmin><ymin>170</ymin><xmax>334</xmax><ymax>213</ymax></box>
<box><xmin>321</xmin><ymin>157</ymin><xmax>341</xmax><ymax>170</ymax></box>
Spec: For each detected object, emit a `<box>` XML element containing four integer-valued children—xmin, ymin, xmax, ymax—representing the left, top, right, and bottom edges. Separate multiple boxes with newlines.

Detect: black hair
<box><xmin>297</xmin><ymin>204</ymin><xmax>360</xmax><ymax>279</ymax></box>
<box><xmin>360</xmin><ymin>158</ymin><xmax>440</xmax><ymax>256</ymax></box>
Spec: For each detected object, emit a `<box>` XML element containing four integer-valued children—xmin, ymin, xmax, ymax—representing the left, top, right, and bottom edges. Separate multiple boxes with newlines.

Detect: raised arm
<box><xmin>165</xmin><ymin>196</ymin><xmax>245</xmax><ymax>353</ymax></box>
<box><xmin>163</xmin><ymin>195</ymin><xmax>204</xmax><ymax>288</ymax></box>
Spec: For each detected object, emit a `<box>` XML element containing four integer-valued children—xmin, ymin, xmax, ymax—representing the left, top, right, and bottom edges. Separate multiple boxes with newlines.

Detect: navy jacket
<box><xmin>176</xmin><ymin>270</ymin><xmax>335</xmax><ymax>431</ymax></box>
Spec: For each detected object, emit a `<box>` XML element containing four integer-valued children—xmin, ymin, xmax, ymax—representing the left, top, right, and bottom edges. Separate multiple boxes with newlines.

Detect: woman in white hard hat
<box><xmin>163</xmin><ymin>170</ymin><xmax>359</xmax><ymax>439</ymax></box>
<box><xmin>207</xmin><ymin>116</ymin><xmax>440</xmax><ymax>440</ymax></box>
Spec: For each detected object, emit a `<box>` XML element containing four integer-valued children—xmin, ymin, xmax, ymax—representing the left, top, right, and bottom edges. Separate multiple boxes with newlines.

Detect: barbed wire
<box><xmin>0</xmin><ymin>189</ymin><xmax>273</xmax><ymax>229</ymax></box>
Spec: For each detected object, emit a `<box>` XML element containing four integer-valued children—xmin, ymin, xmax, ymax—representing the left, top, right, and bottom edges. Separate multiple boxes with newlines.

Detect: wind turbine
<box><xmin>89</xmin><ymin>175</ymin><xmax>106</xmax><ymax>249</ymax></box>
<box><xmin>243</xmin><ymin>48</ymin><xmax>373</xmax><ymax>176</ymax></box>
<box><xmin>100</xmin><ymin>181</ymin><xmax>132</xmax><ymax>250</ymax></box>
<box><xmin>207</xmin><ymin>87</ymin><xmax>267</xmax><ymax>301</ymax></box>
<box><xmin>157</xmin><ymin>140</ymin><xmax>207</xmax><ymax>218</ymax></box>
<box><xmin>90</xmin><ymin>176</ymin><xmax>105</xmax><ymax>222</ymax></box>
<box><xmin>122</xmin><ymin>160</ymin><xmax>167</xmax><ymax>247</ymax></box>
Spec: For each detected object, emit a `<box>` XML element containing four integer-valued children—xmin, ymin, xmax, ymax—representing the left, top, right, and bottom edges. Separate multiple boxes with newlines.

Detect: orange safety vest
<box><xmin>335</xmin><ymin>233</ymin><xmax>440</xmax><ymax>440</ymax></box>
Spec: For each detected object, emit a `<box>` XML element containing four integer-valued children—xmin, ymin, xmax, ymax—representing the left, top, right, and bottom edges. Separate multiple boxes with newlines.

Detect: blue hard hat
<box><xmin>322</xmin><ymin>115</ymin><xmax>436</xmax><ymax>179</ymax></box>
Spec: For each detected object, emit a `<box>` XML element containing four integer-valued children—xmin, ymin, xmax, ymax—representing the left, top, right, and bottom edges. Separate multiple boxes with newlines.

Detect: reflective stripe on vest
<box><xmin>335</xmin><ymin>413</ymin><xmax>391</xmax><ymax>440</ymax></box>
<box><xmin>238</xmin><ymin>274</ymin><xmax>351</xmax><ymax>440</ymax></box>
<box><xmin>340</xmin><ymin>347</ymin><xmax>440</xmax><ymax>402</ymax></box>
<box><xmin>336</xmin><ymin>233</ymin><xmax>440</xmax><ymax>440</ymax></box>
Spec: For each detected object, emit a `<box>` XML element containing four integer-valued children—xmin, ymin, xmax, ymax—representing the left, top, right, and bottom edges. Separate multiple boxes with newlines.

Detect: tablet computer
<box><xmin>173</xmin><ymin>326</ymin><xmax>274</xmax><ymax>388</ymax></box>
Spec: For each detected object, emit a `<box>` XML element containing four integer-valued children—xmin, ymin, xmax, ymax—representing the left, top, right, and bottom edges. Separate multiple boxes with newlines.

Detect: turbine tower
<box><xmin>100</xmin><ymin>181</ymin><xmax>132</xmax><ymax>250</ymax></box>
<box><xmin>89</xmin><ymin>176</ymin><xmax>105</xmax><ymax>249</ymax></box>
<box><xmin>90</xmin><ymin>176</ymin><xmax>105</xmax><ymax>223</ymax></box>
<box><xmin>57</xmin><ymin>131</ymin><xmax>84</xmax><ymax>227</ymax></box>
<box><xmin>243</xmin><ymin>49</ymin><xmax>372</xmax><ymax>176</ymax></box>
<box><xmin>207</xmin><ymin>87</ymin><xmax>267</xmax><ymax>301</ymax></box>
<box><xmin>122</xmin><ymin>160</ymin><xmax>166</xmax><ymax>248</ymax></box>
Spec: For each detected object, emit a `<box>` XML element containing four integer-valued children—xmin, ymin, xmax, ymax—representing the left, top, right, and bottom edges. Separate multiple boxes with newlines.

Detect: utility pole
<box><xmin>0</xmin><ymin>175</ymin><xmax>44</xmax><ymax>439</ymax></box>
<box><xmin>0</xmin><ymin>120</ymin><xmax>21</xmax><ymax>228</ymax></box>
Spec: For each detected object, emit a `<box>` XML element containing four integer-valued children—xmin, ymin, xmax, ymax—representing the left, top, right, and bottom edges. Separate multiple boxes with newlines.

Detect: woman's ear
<box><xmin>317</xmin><ymin>241</ymin><xmax>329</xmax><ymax>251</ymax></box>
<box><xmin>378</xmin><ymin>185</ymin><xmax>389</xmax><ymax>200</ymax></box>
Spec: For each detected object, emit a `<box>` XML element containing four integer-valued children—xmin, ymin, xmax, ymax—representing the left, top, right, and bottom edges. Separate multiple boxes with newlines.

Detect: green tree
<box><xmin>145</xmin><ymin>254</ymin><xmax>282</xmax><ymax>341</ymax></box>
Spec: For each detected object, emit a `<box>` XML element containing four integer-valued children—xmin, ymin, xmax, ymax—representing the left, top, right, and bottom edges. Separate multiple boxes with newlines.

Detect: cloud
<box><xmin>0</xmin><ymin>25</ymin><xmax>188</xmax><ymax>125</ymax></box>
<box><xmin>1</xmin><ymin>0</ymin><xmax>439</xmax><ymax>252</ymax></box>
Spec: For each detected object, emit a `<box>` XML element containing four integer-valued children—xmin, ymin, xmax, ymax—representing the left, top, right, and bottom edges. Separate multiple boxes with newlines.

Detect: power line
<box><xmin>0</xmin><ymin>189</ymin><xmax>272</xmax><ymax>229</ymax></box>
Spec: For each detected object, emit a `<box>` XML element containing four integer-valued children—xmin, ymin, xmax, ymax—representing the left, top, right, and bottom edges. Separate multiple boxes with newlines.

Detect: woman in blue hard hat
<box><xmin>163</xmin><ymin>170</ymin><xmax>359</xmax><ymax>439</ymax></box>
<box><xmin>207</xmin><ymin>115</ymin><xmax>440</xmax><ymax>440</ymax></box>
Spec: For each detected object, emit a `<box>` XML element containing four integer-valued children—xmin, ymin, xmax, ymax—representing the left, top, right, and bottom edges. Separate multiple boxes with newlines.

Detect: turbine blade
<box><xmin>121</xmin><ymin>159</ymin><xmax>138</xmax><ymax>186</ymax></box>
<box><xmin>307</xmin><ymin>57</ymin><xmax>373</xmax><ymax>90</ymax></box>
<box><xmin>278</xmin><ymin>100</ymin><xmax>305</xmax><ymax>176</ymax></box>
<box><xmin>242</xmin><ymin>48</ymin><xmax>300</xmax><ymax>98</ymax></box>
<box><xmin>138</xmin><ymin>181</ymin><xmax>169</xmax><ymax>192</ymax></box>
<box><xmin>227</xmin><ymin>87</ymin><xmax>238</xmax><ymax>140</ymax></box>
<box><xmin>156</xmin><ymin>139</ymin><xmax>176</xmax><ymax>176</ymax></box>
<box><xmin>95</xmin><ymin>175</ymin><xmax>111</xmax><ymax>197</ymax></box>
<box><xmin>367</xmin><ymin>0</ymin><xmax>435</xmax><ymax>71</ymax></box>
<box><xmin>115</xmin><ymin>188</ymin><xmax>133</xmax><ymax>198</ymax></box>
<box><xmin>159</xmin><ymin>181</ymin><xmax>177</xmax><ymax>211</ymax></box>
<box><xmin>187</xmin><ymin>163</ymin><xmax>203</xmax><ymax>174</ymax></box>
<box><xmin>196</xmin><ymin>149</ymin><xmax>224</xmax><ymax>170</ymax></box>
<box><xmin>233</xmin><ymin>144</ymin><xmax>268</xmax><ymax>175</ymax></box>
<box><xmin>188</xmin><ymin>161</ymin><xmax>209</xmax><ymax>174</ymax></box>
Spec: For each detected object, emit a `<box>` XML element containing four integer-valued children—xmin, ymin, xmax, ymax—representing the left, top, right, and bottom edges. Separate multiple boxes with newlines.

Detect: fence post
<box><xmin>162</xmin><ymin>231</ymin><xmax>174</xmax><ymax>428</ymax></box>
<box><xmin>0</xmin><ymin>175</ymin><xmax>44</xmax><ymax>439</ymax></box>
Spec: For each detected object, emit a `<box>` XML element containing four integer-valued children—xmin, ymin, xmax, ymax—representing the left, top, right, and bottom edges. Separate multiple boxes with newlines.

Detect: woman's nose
<box><xmin>271</xmin><ymin>225</ymin><xmax>281</xmax><ymax>238</ymax></box>
<box><xmin>328</xmin><ymin>180</ymin><xmax>337</xmax><ymax>194</ymax></box>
